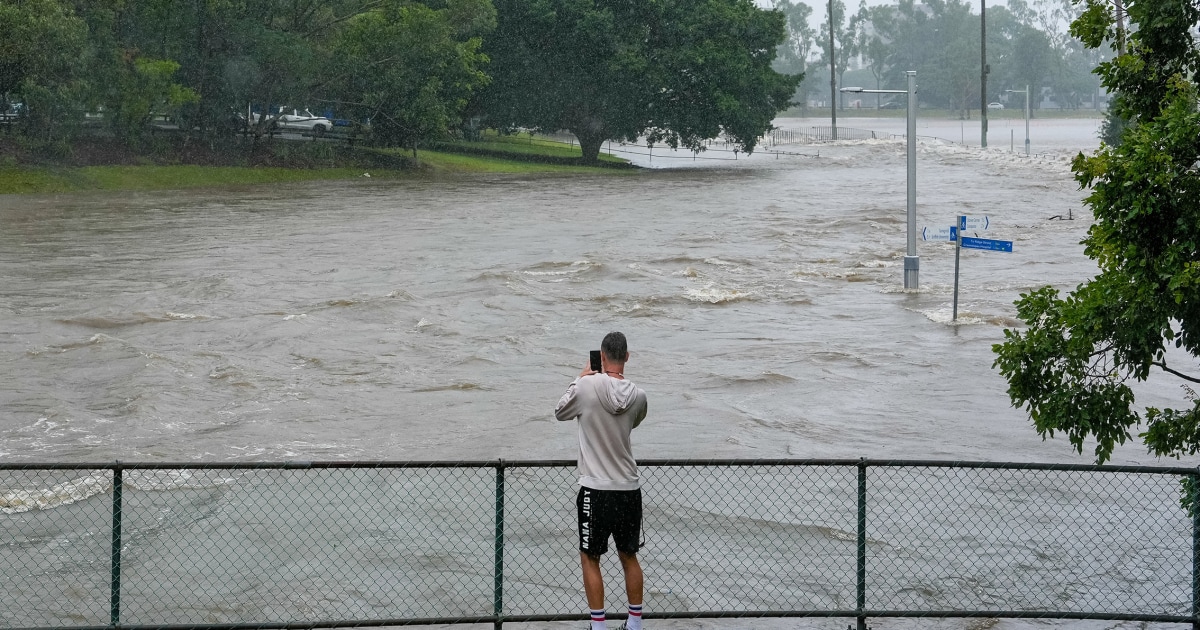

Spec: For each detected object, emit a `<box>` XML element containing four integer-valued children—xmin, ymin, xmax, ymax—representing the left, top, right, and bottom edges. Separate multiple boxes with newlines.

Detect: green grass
<box><xmin>0</xmin><ymin>167</ymin><xmax>79</xmax><ymax>194</ymax></box>
<box><xmin>434</xmin><ymin>130</ymin><xmax>628</xmax><ymax>164</ymax></box>
<box><xmin>0</xmin><ymin>165</ymin><xmax>386</xmax><ymax>195</ymax></box>
<box><xmin>0</xmin><ymin>144</ymin><xmax>633</xmax><ymax>195</ymax></box>
<box><xmin>414</xmin><ymin>149</ymin><xmax>627</xmax><ymax>174</ymax></box>
<box><xmin>86</xmin><ymin>165</ymin><xmax>382</xmax><ymax>189</ymax></box>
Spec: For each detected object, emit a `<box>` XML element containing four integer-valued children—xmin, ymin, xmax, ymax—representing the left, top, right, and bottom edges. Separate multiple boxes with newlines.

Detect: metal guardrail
<box><xmin>768</xmin><ymin>126</ymin><xmax>885</xmax><ymax>144</ymax></box>
<box><xmin>2</xmin><ymin>459</ymin><xmax>1197</xmax><ymax>630</ymax></box>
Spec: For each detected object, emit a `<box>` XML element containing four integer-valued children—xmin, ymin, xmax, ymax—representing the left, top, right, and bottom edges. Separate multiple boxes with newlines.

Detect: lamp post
<box><xmin>829</xmin><ymin>0</ymin><xmax>837</xmax><ymax>140</ymax></box>
<box><xmin>841</xmin><ymin>70</ymin><xmax>919</xmax><ymax>289</ymax></box>
<box><xmin>1006</xmin><ymin>85</ymin><xmax>1030</xmax><ymax>156</ymax></box>
<box><xmin>980</xmin><ymin>0</ymin><xmax>987</xmax><ymax>148</ymax></box>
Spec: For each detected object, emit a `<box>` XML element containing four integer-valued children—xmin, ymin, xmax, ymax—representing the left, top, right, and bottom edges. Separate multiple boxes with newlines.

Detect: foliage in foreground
<box><xmin>992</xmin><ymin>0</ymin><xmax>1200</xmax><ymax>463</ymax></box>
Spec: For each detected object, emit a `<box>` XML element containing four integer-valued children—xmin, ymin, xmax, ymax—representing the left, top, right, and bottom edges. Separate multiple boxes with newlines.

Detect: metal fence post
<box><xmin>494</xmin><ymin>460</ymin><xmax>506</xmax><ymax>630</ymax></box>
<box><xmin>856</xmin><ymin>459</ymin><xmax>867</xmax><ymax>630</ymax></box>
<box><xmin>110</xmin><ymin>464</ymin><xmax>123</xmax><ymax>628</ymax></box>
<box><xmin>1193</xmin><ymin>468</ymin><xmax>1199</xmax><ymax>630</ymax></box>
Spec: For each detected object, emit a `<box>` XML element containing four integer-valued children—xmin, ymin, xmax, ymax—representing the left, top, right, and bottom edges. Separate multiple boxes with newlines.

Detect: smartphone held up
<box><xmin>589</xmin><ymin>350</ymin><xmax>602</xmax><ymax>373</ymax></box>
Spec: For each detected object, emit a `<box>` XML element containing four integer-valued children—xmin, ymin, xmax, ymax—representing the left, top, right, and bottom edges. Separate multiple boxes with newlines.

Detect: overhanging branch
<box><xmin>1154</xmin><ymin>360</ymin><xmax>1200</xmax><ymax>384</ymax></box>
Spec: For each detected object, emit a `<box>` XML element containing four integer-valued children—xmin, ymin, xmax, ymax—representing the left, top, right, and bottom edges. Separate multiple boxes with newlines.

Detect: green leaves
<box><xmin>331</xmin><ymin>2</ymin><xmax>493</xmax><ymax>150</ymax></box>
<box><xmin>1068</xmin><ymin>0</ymin><xmax>1114</xmax><ymax>50</ymax></box>
<box><xmin>479</xmin><ymin>0</ymin><xmax>801</xmax><ymax>162</ymax></box>
<box><xmin>106</xmin><ymin>57</ymin><xmax>199</xmax><ymax>144</ymax></box>
<box><xmin>3</xmin><ymin>0</ymin><xmax>496</xmax><ymax>146</ymax></box>
<box><xmin>995</xmin><ymin>0</ymin><xmax>1200</xmax><ymax>464</ymax></box>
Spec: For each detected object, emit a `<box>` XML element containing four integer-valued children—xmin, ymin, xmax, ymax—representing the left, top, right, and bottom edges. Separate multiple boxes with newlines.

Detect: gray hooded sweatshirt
<box><xmin>555</xmin><ymin>373</ymin><xmax>648</xmax><ymax>491</ymax></box>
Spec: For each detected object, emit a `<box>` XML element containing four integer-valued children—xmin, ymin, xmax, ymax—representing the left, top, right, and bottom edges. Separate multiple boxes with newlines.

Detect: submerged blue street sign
<box><xmin>951</xmin><ymin>216</ymin><xmax>1012</xmax><ymax>322</ymax></box>
<box><xmin>959</xmin><ymin>215</ymin><xmax>990</xmax><ymax>230</ymax></box>
<box><xmin>960</xmin><ymin>236</ymin><xmax>1013</xmax><ymax>252</ymax></box>
<box><xmin>922</xmin><ymin>226</ymin><xmax>958</xmax><ymax>241</ymax></box>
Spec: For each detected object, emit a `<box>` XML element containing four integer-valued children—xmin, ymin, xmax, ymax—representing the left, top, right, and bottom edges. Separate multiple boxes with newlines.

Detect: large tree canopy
<box><xmin>3</xmin><ymin>0</ymin><xmax>493</xmax><ymax>149</ymax></box>
<box><xmin>992</xmin><ymin>0</ymin><xmax>1200</xmax><ymax>463</ymax></box>
<box><xmin>330</xmin><ymin>0</ymin><xmax>494</xmax><ymax>152</ymax></box>
<box><xmin>0</xmin><ymin>0</ymin><xmax>88</xmax><ymax>139</ymax></box>
<box><xmin>478</xmin><ymin>0</ymin><xmax>801</xmax><ymax>163</ymax></box>
<box><xmin>771</xmin><ymin>0</ymin><xmax>816</xmax><ymax>110</ymax></box>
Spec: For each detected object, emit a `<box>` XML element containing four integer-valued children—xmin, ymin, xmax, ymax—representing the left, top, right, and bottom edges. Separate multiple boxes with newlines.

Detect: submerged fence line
<box><xmin>767</xmin><ymin>126</ymin><xmax>887</xmax><ymax>144</ymax></box>
<box><xmin>2</xmin><ymin>459</ymin><xmax>1197</xmax><ymax>630</ymax></box>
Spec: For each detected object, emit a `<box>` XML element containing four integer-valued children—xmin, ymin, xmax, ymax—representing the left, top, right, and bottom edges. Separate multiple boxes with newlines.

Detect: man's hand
<box><xmin>579</xmin><ymin>363</ymin><xmax>597</xmax><ymax>378</ymax></box>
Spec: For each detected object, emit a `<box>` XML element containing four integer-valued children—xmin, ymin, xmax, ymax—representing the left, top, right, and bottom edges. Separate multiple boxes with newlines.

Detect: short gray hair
<box><xmin>601</xmin><ymin>331</ymin><xmax>628</xmax><ymax>362</ymax></box>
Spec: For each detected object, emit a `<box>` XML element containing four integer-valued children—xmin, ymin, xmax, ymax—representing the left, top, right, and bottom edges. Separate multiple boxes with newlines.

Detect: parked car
<box><xmin>1</xmin><ymin>101</ymin><xmax>23</xmax><ymax>119</ymax></box>
<box><xmin>878</xmin><ymin>101</ymin><xmax>904</xmax><ymax>110</ymax></box>
<box><xmin>987</xmin><ymin>102</ymin><xmax>1004</xmax><ymax>110</ymax></box>
<box><xmin>252</xmin><ymin>107</ymin><xmax>333</xmax><ymax>135</ymax></box>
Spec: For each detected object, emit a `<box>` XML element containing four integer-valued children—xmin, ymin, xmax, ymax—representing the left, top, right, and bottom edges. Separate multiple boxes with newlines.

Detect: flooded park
<box><xmin>3</xmin><ymin>115</ymin><xmax>1197</xmax><ymax>630</ymax></box>
<box><xmin>0</xmin><ymin>115</ymin><xmax>1140</xmax><ymax>466</ymax></box>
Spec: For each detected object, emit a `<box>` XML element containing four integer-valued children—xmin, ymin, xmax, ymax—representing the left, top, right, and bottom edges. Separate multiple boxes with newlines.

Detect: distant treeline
<box><xmin>769</xmin><ymin>0</ymin><xmax>1111</xmax><ymax>114</ymax></box>
<box><xmin>0</xmin><ymin>0</ymin><xmax>803</xmax><ymax>163</ymax></box>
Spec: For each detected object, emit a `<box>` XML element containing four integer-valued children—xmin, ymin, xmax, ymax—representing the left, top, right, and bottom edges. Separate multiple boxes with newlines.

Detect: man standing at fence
<box><xmin>555</xmin><ymin>331</ymin><xmax>649</xmax><ymax>630</ymax></box>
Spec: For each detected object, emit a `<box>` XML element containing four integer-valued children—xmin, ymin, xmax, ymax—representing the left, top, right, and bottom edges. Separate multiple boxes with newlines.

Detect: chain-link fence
<box><xmin>2</xmin><ymin>460</ymin><xmax>1196</xmax><ymax>629</ymax></box>
<box><xmin>767</xmin><ymin>126</ymin><xmax>885</xmax><ymax>144</ymax></box>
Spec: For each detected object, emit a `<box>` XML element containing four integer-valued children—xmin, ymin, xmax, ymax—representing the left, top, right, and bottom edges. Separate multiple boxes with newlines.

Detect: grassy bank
<box><xmin>430</xmin><ymin>130</ymin><xmax>630</xmax><ymax>166</ymax></box>
<box><xmin>0</xmin><ymin>133</ymin><xmax>633</xmax><ymax>195</ymax></box>
<box><xmin>0</xmin><ymin>164</ymin><xmax>389</xmax><ymax>195</ymax></box>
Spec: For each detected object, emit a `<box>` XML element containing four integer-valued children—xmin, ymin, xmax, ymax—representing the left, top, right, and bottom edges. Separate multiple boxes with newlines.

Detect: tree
<box><xmin>479</xmin><ymin>0</ymin><xmax>801</xmax><ymax>163</ymax></box>
<box><xmin>330</xmin><ymin>0</ymin><xmax>493</xmax><ymax>153</ymax></box>
<box><xmin>106</xmin><ymin>57</ymin><xmax>200</xmax><ymax>143</ymax></box>
<box><xmin>771</xmin><ymin>0</ymin><xmax>817</xmax><ymax>111</ymax></box>
<box><xmin>0</xmin><ymin>0</ymin><xmax>88</xmax><ymax>140</ymax></box>
<box><xmin>1009</xmin><ymin>26</ymin><xmax>1055</xmax><ymax>114</ymax></box>
<box><xmin>992</xmin><ymin>0</ymin><xmax>1200</xmax><ymax>464</ymax></box>
<box><xmin>924</xmin><ymin>0</ymin><xmax>980</xmax><ymax>117</ymax></box>
<box><xmin>880</xmin><ymin>0</ymin><xmax>937</xmax><ymax>94</ymax></box>
<box><xmin>815</xmin><ymin>0</ymin><xmax>856</xmax><ymax>110</ymax></box>
<box><xmin>854</xmin><ymin>3</ymin><xmax>894</xmax><ymax>108</ymax></box>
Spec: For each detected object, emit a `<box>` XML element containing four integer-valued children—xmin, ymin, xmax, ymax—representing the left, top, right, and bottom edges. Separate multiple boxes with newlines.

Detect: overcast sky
<box><xmin>753</xmin><ymin>0</ymin><xmax>1010</xmax><ymax>33</ymax></box>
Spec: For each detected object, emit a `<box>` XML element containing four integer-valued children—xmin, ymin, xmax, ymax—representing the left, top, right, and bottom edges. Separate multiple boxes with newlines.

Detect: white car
<box><xmin>2</xmin><ymin>102</ymin><xmax>25</xmax><ymax>121</ymax></box>
<box><xmin>253</xmin><ymin>107</ymin><xmax>333</xmax><ymax>135</ymax></box>
<box><xmin>987</xmin><ymin>102</ymin><xmax>1004</xmax><ymax>110</ymax></box>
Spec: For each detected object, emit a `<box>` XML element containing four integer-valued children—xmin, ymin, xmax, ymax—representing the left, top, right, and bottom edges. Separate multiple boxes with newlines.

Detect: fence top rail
<box><xmin>1</xmin><ymin>458</ymin><xmax>1197</xmax><ymax>475</ymax></box>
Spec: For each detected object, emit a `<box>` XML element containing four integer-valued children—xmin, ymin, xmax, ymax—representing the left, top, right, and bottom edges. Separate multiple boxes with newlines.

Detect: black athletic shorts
<box><xmin>576</xmin><ymin>486</ymin><xmax>642</xmax><ymax>556</ymax></box>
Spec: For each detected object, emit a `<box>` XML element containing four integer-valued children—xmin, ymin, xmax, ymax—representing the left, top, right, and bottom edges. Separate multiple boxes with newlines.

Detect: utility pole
<box><xmin>829</xmin><ymin>0</ymin><xmax>837</xmax><ymax>140</ymax></box>
<box><xmin>980</xmin><ymin>0</ymin><xmax>988</xmax><ymax>148</ymax></box>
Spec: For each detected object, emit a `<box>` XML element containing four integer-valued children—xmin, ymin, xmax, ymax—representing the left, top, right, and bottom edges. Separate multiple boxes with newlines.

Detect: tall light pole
<box><xmin>1006</xmin><ymin>86</ymin><xmax>1030</xmax><ymax>155</ymax></box>
<box><xmin>842</xmin><ymin>70</ymin><xmax>920</xmax><ymax>289</ymax></box>
<box><xmin>980</xmin><ymin>0</ymin><xmax>987</xmax><ymax>148</ymax></box>
<box><xmin>829</xmin><ymin>0</ymin><xmax>837</xmax><ymax>140</ymax></box>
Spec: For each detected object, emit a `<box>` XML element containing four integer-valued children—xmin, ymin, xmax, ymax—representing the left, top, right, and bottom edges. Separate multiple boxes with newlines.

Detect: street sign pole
<box><xmin>953</xmin><ymin>221</ymin><xmax>962</xmax><ymax>321</ymax></box>
<box><xmin>952</xmin><ymin>215</ymin><xmax>1013</xmax><ymax>321</ymax></box>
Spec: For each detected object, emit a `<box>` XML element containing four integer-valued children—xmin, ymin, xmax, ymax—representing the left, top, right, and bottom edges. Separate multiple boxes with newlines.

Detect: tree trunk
<box><xmin>573</xmin><ymin>129</ymin><xmax>605</xmax><ymax>164</ymax></box>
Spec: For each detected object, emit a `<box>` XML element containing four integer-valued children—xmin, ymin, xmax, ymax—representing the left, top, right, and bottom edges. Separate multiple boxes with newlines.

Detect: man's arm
<box><xmin>631</xmin><ymin>391</ymin><xmax>648</xmax><ymax>429</ymax></box>
<box><xmin>555</xmin><ymin>378</ymin><xmax>582</xmax><ymax>422</ymax></box>
<box><xmin>555</xmin><ymin>363</ymin><xmax>596</xmax><ymax>422</ymax></box>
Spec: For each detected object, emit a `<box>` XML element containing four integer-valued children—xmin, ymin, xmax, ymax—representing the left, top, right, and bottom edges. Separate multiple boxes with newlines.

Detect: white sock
<box><xmin>590</xmin><ymin>609</ymin><xmax>606</xmax><ymax>630</ymax></box>
<box><xmin>626</xmin><ymin>604</ymin><xmax>643</xmax><ymax>630</ymax></box>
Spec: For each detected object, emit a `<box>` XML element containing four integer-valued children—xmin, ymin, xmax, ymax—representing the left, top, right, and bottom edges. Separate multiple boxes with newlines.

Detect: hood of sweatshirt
<box><xmin>598</xmin><ymin>376</ymin><xmax>641</xmax><ymax>415</ymax></box>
